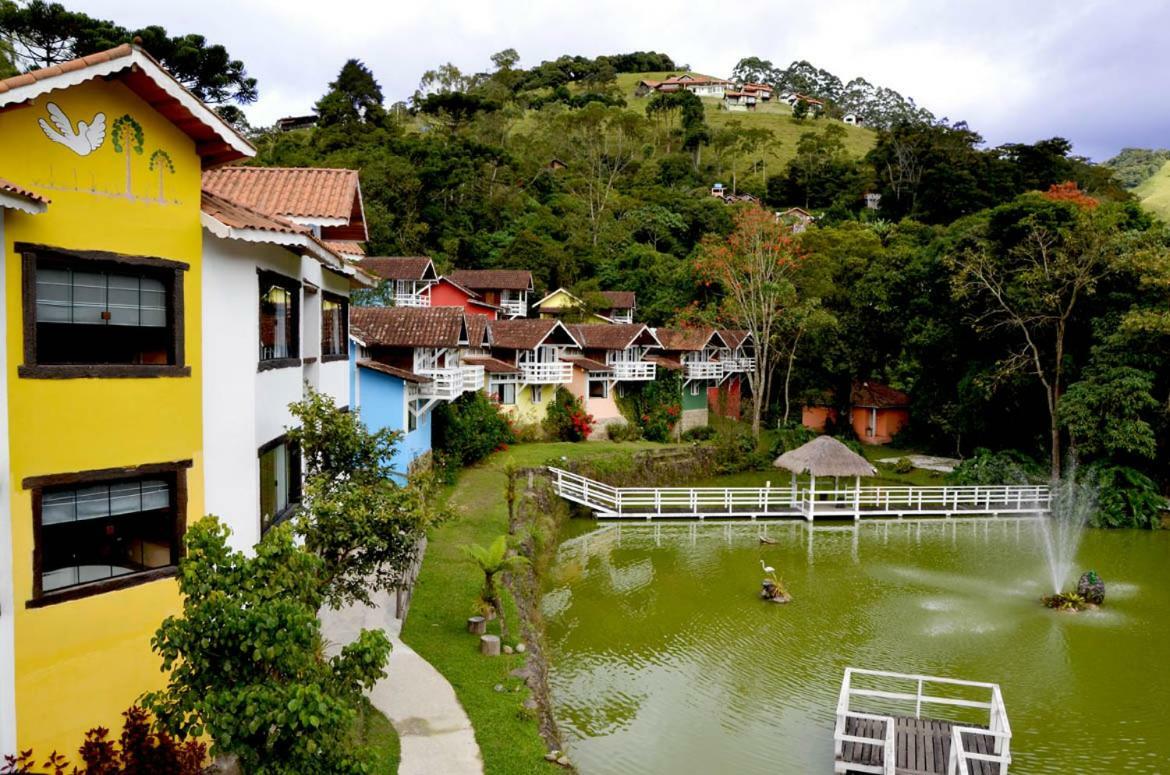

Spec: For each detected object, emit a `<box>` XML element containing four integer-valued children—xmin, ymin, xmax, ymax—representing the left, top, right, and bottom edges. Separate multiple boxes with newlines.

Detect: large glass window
<box><xmin>321</xmin><ymin>293</ymin><xmax>347</xmax><ymax>359</ymax></box>
<box><xmin>259</xmin><ymin>272</ymin><xmax>300</xmax><ymax>366</ymax></box>
<box><xmin>259</xmin><ymin>437</ymin><xmax>300</xmax><ymax>534</ymax></box>
<box><xmin>589</xmin><ymin>379</ymin><xmax>609</xmax><ymax>399</ymax></box>
<box><xmin>494</xmin><ymin>382</ymin><xmax>516</xmax><ymax>405</ymax></box>
<box><xmin>29</xmin><ymin>465</ymin><xmax>187</xmax><ymax>603</ymax></box>
<box><xmin>19</xmin><ymin>245</ymin><xmax>186</xmax><ymax>377</ymax></box>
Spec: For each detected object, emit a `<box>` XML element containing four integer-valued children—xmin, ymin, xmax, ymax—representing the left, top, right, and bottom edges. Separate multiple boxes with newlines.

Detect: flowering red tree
<box><xmin>1043</xmin><ymin>181</ymin><xmax>1099</xmax><ymax>209</ymax></box>
<box><xmin>696</xmin><ymin>206</ymin><xmax>805</xmax><ymax>437</ymax></box>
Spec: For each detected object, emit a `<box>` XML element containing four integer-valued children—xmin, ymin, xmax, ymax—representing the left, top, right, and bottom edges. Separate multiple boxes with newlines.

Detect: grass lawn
<box><xmin>1135</xmin><ymin>158</ymin><xmax>1170</xmax><ymax>220</ymax></box>
<box><xmin>400</xmin><ymin>440</ymin><xmax>676</xmax><ymax>774</ymax></box>
<box><xmin>352</xmin><ymin>696</ymin><xmax>400</xmax><ymax>774</ymax></box>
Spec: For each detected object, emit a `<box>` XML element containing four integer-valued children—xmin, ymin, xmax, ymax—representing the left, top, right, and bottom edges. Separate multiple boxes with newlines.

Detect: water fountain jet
<box><xmin>1038</xmin><ymin>460</ymin><xmax>1100</xmax><ymax>610</ymax></box>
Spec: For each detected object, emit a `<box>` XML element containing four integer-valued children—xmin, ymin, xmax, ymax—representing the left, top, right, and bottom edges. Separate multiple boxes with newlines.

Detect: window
<box><xmin>259</xmin><ymin>271</ymin><xmax>300</xmax><ymax>369</ymax></box>
<box><xmin>26</xmin><ymin>462</ymin><xmax>189</xmax><ymax>605</ymax></box>
<box><xmin>321</xmin><ymin>293</ymin><xmax>348</xmax><ymax>360</ymax></box>
<box><xmin>259</xmin><ymin>437</ymin><xmax>301</xmax><ymax>534</ymax></box>
<box><xmin>589</xmin><ymin>379</ymin><xmax>609</xmax><ymax>399</ymax></box>
<box><xmin>495</xmin><ymin>382</ymin><xmax>516</xmax><ymax>405</ymax></box>
<box><xmin>531</xmin><ymin>385</ymin><xmax>543</xmax><ymax>403</ymax></box>
<box><xmin>690</xmin><ymin>381</ymin><xmax>701</xmax><ymax>396</ymax></box>
<box><xmin>19</xmin><ymin>243</ymin><xmax>187</xmax><ymax>378</ymax></box>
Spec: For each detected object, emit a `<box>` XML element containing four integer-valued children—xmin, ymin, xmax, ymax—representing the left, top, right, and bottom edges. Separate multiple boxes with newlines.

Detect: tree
<box><xmin>148</xmin><ymin>148</ymin><xmax>174</xmax><ymax>202</ymax></box>
<box><xmin>316</xmin><ymin>59</ymin><xmax>385</xmax><ymax>126</ymax></box>
<box><xmin>286</xmin><ymin>387</ymin><xmax>438</xmax><ymax>608</ymax></box>
<box><xmin>947</xmin><ymin>196</ymin><xmax>1131</xmax><ymax>478</ymax></box>
<box><xmin>462</xmin><ymin>535</ymin><xmax>529</xmax><ymax>641</ymax></box>
<box><xmin>144</xmin><ymin>519</ymin><xmax>391</xmax><ymax>774</ymax></box>
<box><xmin>1059</xmin><ymin>364</ymin><xmax>1158</xmax><ymax>461</ymax></box>
<box><xmin>110</xmin><ymin>114</ymin><xmax>144</xmax><ymax>196</ymax></box>
<box><xmin>697</xmin><ymin>207</ymin><xmax>806</xmax><ymax>437</ymax></box>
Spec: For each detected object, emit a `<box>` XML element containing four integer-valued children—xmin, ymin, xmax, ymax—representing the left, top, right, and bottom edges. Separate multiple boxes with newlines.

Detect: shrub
<box><xmin>511</xmin><ymin>421</ymin><xmax>548</xmax><ymax>444</ymax></box>
<box><xmin>894</xmin><ymin>457</ymin><xmax>914</xmax><ymax>475</ymax></box>
<box><xmin>543</xmin><ymin>387</ymin><xmax>594</xmax><ymax>441</ymax></box>
<box><xmin>681</xmin><ymin>425</ymin><xmax>717</xmax><ymax>442</ymax></box>
<box><xmin>433</xmin><ymin>390</ymin><xmax>516</xmax><ymax>475</ymax></box>
<box><xmin>606</xmin><ymin>422</ymin><xmax>641</xmax><ymax>442</ymax></box>
<box><xmin>713</xmin><ymin>425</ymin><xmax>768</xmax><ymax>473</ymax></box>
<box><xmin>1089</xmin><ymin>464</ymin><xmax>1168</xmax><ymax>529</ymax></box>
<box><xmin>948</xmin><ymin>448</ymin><xmax>1045</xmax><ymax>485</ymax></box>
<box><xmin>770</xmin><ymin>423</ymin><xmax>816</xmax><ymax>457</ymax></box>
<box><xmin>616</xmin><ymin>371</ymin><xmax>683</xmax><ymax>442</ymax></box>
<box><xmin>1</xmin><ymin>707</ymin><xmax>206</xmax><ymax>775</ymax></box>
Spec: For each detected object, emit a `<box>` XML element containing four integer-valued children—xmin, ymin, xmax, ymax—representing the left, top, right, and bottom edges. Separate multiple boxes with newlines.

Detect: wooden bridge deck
<box><xmin>840</xmin><ymin>716</ymin><xmax>1000</xmax><ymax>775</ymax></box>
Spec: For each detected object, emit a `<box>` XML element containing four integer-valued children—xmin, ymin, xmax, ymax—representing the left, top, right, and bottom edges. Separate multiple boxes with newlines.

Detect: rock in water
<box><xmin>1077</xmin><ymin>570</ymin><xmax>1105</xmax><ymax>605</ymax></box>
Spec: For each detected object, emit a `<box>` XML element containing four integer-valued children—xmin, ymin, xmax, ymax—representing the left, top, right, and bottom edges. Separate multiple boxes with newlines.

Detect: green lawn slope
<box><xmin>1134</xmin><ymin>158</ymin><xmax>1170</xmax><ymax>220</ymax></box>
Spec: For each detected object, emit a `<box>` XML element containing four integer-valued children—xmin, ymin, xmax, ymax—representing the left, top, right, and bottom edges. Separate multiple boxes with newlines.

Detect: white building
<box><xmin>199</xmin><ymin>174</ymin><xmax>373</xmax><ymax>551</ymax></box>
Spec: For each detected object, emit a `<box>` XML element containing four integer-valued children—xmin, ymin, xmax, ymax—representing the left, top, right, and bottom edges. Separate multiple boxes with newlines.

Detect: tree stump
<box><xmin>467</xmin><ymin>616</ymin><xmax>486</xmax><ymax>634</ymax></box>
<box><xmin>480</xmin><ymin>634</ymin><xmax>501</xmax><ymax>656</ymax></box>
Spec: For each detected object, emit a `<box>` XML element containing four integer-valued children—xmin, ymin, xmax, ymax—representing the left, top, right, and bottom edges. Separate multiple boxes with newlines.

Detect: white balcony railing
<box><xmin>520</xmin><ymin>361</ymin><xmax>573</xmax><ymax>384</ymax></box>
<box><xmin>418</xmin><ymin>365</ymin><xmax>485</xmax><ymax>399</ymax></box>
<box><xmin>500</xmin><ymin>299</ymin><xmax>527</xmax><ymax>318</ymax></box>
<box><xmin>395</xmin><ymin>292</ymin><xmax>429</xmax><ymax>308</ymax></box>
<box><xmin>684</xmin><ymin>361</ymin><xmax>723</xmax><ymax>380</ymax></box>
<box><xmin>720</xmin><ymin>357</ymin><xmax>756</xmax><ymax>373</ymax></box>
<box><xmin>610</xmin><ymin>361</ymin><xmax>656</xmax><ymax>381</ymax></box>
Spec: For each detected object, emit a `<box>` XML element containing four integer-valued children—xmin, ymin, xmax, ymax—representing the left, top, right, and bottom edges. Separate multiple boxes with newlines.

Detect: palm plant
<box><xmin>462</xmin><ymin>534</ymin><xmax>528</xmax><ymax>641</ymax></box>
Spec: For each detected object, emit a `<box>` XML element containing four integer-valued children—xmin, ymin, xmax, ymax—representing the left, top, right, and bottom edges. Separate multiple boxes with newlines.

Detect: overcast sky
<box><xmin>73</xmin><ymin>0</ymin><xmax>1169</xmax><ymax>161</ymax></box>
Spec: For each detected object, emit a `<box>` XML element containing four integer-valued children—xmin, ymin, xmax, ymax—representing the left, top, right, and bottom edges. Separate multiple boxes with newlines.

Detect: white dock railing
<box><xmin>547</xmin><ymin>467</ymin><xmax>1051</xmax><ymax>521</ymax></box>
<box><xmin>834</xmin><ymin>667</ymin><xmax>1011</xmax><ymax>775</ymax></box>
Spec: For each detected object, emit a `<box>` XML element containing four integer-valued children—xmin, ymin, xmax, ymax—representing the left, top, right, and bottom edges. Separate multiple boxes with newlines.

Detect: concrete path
<box><xmin>320</xmin><ymin>589</ymin><xmax>484</xmax><ymax>775</ymax></box>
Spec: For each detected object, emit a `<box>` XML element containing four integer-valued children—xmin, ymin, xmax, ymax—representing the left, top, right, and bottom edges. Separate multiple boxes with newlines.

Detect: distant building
<box><xmin>598</xmin><ymin>291</ymin><xmax>636</xmax><ymax>323</ymax></box>
<box><xmin>275</xmin><ymin>115</ymin><xmax>318</xmax><ymax>132</ymax></box>
<box><xmin>740</xmin><ymin>83</ymin><xmax>773</xmax><ymax>101</ymax></box>
<box><xmin>851</xmin><ymin>381</ymin><xmax>910</xmax><ymax>445</ymax></box>
<box><xmin>776</xmin><ymin>207</ymin><xmax>815</xmax><ymax>233</ymax></box>
<box><xmin>722</xmin><ymin>90</ymin><xmax>758</xmax><ymax>111</ymax></box>
<box><xmin>843</xmin><ymin>113</ymin><xmax>863</xmax><ymax>126</ymax></box>
<box><xmin>864</xmin><ymin>192</ymin><xmax>882</xmax><ymax>210</ymax></box>
<box><xmin>639</xmin><ymin>73</ymin><xmax>734</xmax><ymax>98</ymax></box>
<box><xmin>447</xmin><ymin>269</ymin><xmax>534</xmax><ymax>319</ymax></box>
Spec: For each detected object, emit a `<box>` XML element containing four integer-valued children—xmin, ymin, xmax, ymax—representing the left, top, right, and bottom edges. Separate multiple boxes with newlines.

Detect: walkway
<box><xmin>320</xmin><ymin>588</ymin><xmax>484</xmax><ymax>775</ymax></box>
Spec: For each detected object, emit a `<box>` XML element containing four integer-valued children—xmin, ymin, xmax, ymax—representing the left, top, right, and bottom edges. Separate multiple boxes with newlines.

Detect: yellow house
<box><xmin>0</xmin><ymin>44</ymin><xmax>252</xmax><ymax>756</ymax></box>
<box><xmin>483</xmin><ymin>319</ymin><xmax>579</xmax><ymax>424</ymax></box>
<box><xmin>532</xmin><ymin>287</ymin><xmax>614</xmax><ymax>323</ymax></box>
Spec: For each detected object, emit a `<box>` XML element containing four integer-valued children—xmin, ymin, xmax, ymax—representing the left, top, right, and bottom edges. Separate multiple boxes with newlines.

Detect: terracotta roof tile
<box><xmin>200</xmin><ymin>191</ymin><xmax>309</xmax><ymax>235</ymax></box>
<box><xmin>568</xmin><ymin>323</ymin><xmax>656</xmax><ymax>351</ymax></box>
<box><xmin>360</xmin><ymin>257</ymin><xmax>436</xmax><ymax>281</ymax></box>
<box><xmin>448</xmin><ymin>269</ymin><xmax>534</xmax><ymax>291</ymax></box>
<box><xmin>0</xmin><ymin>177</ymin><xmax>49</xmax><ymax>205</ymax></box>
<box><xmin>655</xmin><ymin>327</ymin><xmax>726</xmax><ymax>352</ymax></box>
<box><xmin>462</xmin><ymin>355</ymin><xmax>521</xmax><ymax>374</ymax></box>
<box><xmin>350</xmin><ymin>306</ymin><xmax>466</xmax><ymax>348</ymax></box>
<box><xmin>718</xmin><ymin>329</ymin><xmax>750</xmax><ymax>349</ymax></box>
<box><xmin>202</xmin><ymin>167</ymin><xmax>359</xmax><ymax>221</ymax></box>
<box><xmin>646</xmin><ymin>354</ymin><xmax>682</xmax><ymax>370</ymax></box>
<box><xmin>0</xmin><ymin>44</ymin><xmax>133</xmax><ymax>95</ymax></box>
<box><xmin>851</xmin><ymin>381</ymin><xmax>910</xmax><ymax>408</ymax></box>
<box><xmin>326</xmin><ymin>240</ymin><xmax>365</xmax><ymax>256</ymax></box>
<box><xmin>562</xmin><ymin>355</ymin><xmax>611</xmax><ymax>371</ymax></box>
<box><xmin>357</xmin><ymin>359</ymin><xmax>430</xmax><ymax>383</ymax></box>
<box><xmin>464</xmin><ymin>313</ymin><xmax>488</xmax><ymax>347</ymax></box>
<box><xmin>488</xmin><ymin>318</ymin><xmax>577</xmax><ymax>350</ymax></box>
<box><xmin>599</xmin><ymin>291</ymin><xmax>635</xmax><ymax>309</ymax></box>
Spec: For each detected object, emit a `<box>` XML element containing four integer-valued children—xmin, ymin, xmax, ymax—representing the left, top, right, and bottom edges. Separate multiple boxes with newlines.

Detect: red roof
<box><xmin>561</xmin><ymin>355</ymin><xmax>611</xmax><ymax>371</ymax></box>
<box><xmin>655</xmin><ymin>327</ymin><xmax>727</xmax><ymax>352</ymax></box>
<box><xmin>488</xmin><ymin>319</ymin><xmax>578</xmax><ymax>350</ymax></box>
<box><xmin>201</xmin><ymin>191</ymin><xmax>309</xmax><ymax>236</ymax></box>
<box><xmin>350</xmin><ymin>306</ymin><xmax>467</xmax><ymax>348</ymax></box>
<box><xmin>360</xmin><ymin>257</ymin><xmax>437</xmax><ymax>282</ymax></box>
<box><xmin>448</xmin><ymin>269</ymin><xmax>534</xmax><ymax>292</ymax></box>
<box><xmin>202</xmin><ymin>167</ymin><xmax>366</xmax><ymax>240</ymax></box>
<box><xmin>718</xmin><ymin>329</ymin><xmax>750</xmax><ymax>349</ymax></box>
<box><xmin>568</xmin><ymin>323</ymin><xmax>657</xmax><ymax>351</ymax></box>
<box><xmin>462</xmin><ymin>355</ymin><xmax>521</xmax><ymax>374</ymax></box>
<box><xmin>0</xmin><ymin>177</ymin><xmax>49</xmax><ymax>207</ymax></box>
<box><xmin>599</xmin><ymin>291</ymin><xmax>636</xmax><ymax>309</ymax></box>
<box><xmin>357</xmin><ymin>359</ymin><xmax>430</xmax><ymax>383</ymax></box>
<box><xmin>851</xmin><ymin>381</ymin><xmax>910</xmax><ymax>409</ymax></box>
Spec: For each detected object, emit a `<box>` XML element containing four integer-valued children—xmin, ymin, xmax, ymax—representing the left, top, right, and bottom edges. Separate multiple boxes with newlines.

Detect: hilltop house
<box><xmin>638</xmin><ymin>73</ymin><xmax>734</xmax><ymax>98</ymax></box>
<box><xmin>598</xmin><ymin>291</ymin><xmax>636</xmax><ymax>323</ymax></box>
<box><xmin>447</xmin><ymin>269</ymin><xmax>534</xmax><ymax>319</ymax></box>
<box><xmin>741</xmin><ymin>83</ymin><xmax>773</xmax><ymax>100</ymax></box>
<box><xmin>0</xmin><ymin>42</ymin><xmax>254</xmax><ymax>755</ymax></box>
<box><xmin>565</xmin><ymin>323</ymin><xmax>661</xmax><ymax>433</ymax></box>
<box><xmin>722</xmin><ymin>90</ymin><xmax>758</xmax><ymax>112</ymax></box>
<box><xmin>200</xmin><ymin>180</ymin><xmax>373</xmax><ymax>550</ymax></box>
<box><xmin>349</xmin><ymin>306</ymin><xmax>485</xmax><ymax>469</ymax></box>
<box><xmin>360</xmin><ymin>256</ymin><xmax>439</xmax><ymax>307</ymax></box>
<box><xmin>483</xmin><ymin>319</ymin><xmax>578</xmax><ymax>424</ymax></box>
<box><xmin>851</xmin><ymin>381</ymin><xmax>910</xmax><ymax>445</ymax></box>
<box><xmin>652</xmin><ymin>328</ymin><xmax>730</xmax><ymax>431</ymax></box>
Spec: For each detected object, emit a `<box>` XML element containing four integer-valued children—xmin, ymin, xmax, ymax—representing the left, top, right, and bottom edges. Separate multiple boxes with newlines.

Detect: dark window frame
<box><xmin>258</xmin><ymin>434</ymin><xmax>301</xmax><ymax>535</ymax></box>
<box><xmin>320</xmin><ymin>291</ymin><xmax>349</xmax><ymax>362</ymax></box>
<box><xmin>258</xmin><ymin>269</ymin><xmax>302</xmax><ymax>371</ymax></box>
<box><xmin>24</xmin><ymin>460</ymin><xmax>191</xmax><ymax>607</ymax></box>
<box><xmin>17</xmin><ymin>243</ymin><xmax>189</xmax><ymax>379</ymax></box>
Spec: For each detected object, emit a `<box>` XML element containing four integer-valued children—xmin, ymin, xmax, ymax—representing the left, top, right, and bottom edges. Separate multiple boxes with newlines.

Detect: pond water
<box><xmin>542</xmin><ymin>518</ymin><xmax>1170</xmax><ymax>774</ymax></box>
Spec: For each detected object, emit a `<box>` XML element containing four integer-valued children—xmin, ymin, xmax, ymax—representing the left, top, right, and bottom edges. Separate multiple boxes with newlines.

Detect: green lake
<box><xmin>542</xmin><ymin>517</ymin><xmax>1170</xmax><ymax>774</ymax></box>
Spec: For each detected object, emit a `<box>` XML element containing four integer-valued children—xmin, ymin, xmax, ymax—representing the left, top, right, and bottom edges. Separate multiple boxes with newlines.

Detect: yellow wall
<box><xmin>500</xmin><ymin>382</ymin><xmax>554</xmax><ymax>425</ymax></box>
<box><xmin>536</xmin><ymin>289</ymin><xmax>579</xmax><ymax>319</ymax></box>
<box><xmin>1</xmin><ymin>78</ymin><xmax>204</xmax><ymax>755</ymax></box>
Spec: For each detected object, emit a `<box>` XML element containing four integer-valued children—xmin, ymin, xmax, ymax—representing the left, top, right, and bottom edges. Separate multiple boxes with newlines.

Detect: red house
<box><xmin>429</xmin><ymin>276</ymin><xmax>499</xmax><ymax>319</ymax></box>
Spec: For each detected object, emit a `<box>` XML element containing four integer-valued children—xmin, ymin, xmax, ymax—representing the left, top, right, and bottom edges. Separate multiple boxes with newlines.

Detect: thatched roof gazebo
<box><xmin>774</xmin><ymin>436</ymin><xmax>876</xmax><ymax>519</ymax></box>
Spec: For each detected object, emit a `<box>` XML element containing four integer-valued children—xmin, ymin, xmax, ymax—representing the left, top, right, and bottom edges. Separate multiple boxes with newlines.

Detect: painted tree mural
<box><xmin>110</xmin><ymin>114</ymin><xmax>145</xmax><ymax>196</ymax></box>
<box><xmin>149</xmin><ymin>149</ymin><xmax>175</xmax><ymax>202</ymax></box>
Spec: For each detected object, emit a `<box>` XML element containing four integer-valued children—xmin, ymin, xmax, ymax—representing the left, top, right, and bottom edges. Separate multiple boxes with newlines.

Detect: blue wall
<box><xmin>354</xmin><ymin>357</ymin><xmax>433</xmax><ymax>475</ymax></box>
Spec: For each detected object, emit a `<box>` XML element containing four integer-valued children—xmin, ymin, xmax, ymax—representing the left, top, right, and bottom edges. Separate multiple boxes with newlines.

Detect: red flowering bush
<box><xmin>544</xmin><ymin>387</ymin><xmax>594</xmax><ymax>441</ymax></box>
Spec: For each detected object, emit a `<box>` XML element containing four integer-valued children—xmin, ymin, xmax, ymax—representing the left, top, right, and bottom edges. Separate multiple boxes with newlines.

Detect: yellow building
<box><xmin>0</xmin><ymin>44</ymin><xmax>252</xmax><ymax>756</ymax></box>
<box><xmin>531</xmin><ymin>287</ymin><xmax>614</xmax><ymax>323</ymax></box>
<box><xmin>483</xmin><ymin>319</ymin><xmax>579</xmax><ymax>424</ymax></box>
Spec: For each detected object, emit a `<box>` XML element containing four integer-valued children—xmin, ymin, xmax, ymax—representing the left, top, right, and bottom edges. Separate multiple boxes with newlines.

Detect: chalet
<box><xmin>785</xmin><ymin>93</ymin><xmax>825</xmax><ymax>113</ymax></box>
<box><xmin>851</xmin><ymin>381</ymin><xmax>910</xmax><ymax>445</ymax></box>
<box><xmin>565</xmin><ymin>323</ymin><xmax>661</xmax><ymax>432</ymax></box>
<box><xmin>202</xmin><ymin>166</ymin><xmax>367</xmax><ymax>258</ymax></box>
<box><xmin>533</xmin><ymin>287</ymin><xmax>613</xmax><ymax>323</ymax></box>
<box><xmin>777</xmin><ymin>207</ymin><xmax>815</xmax><ymax>234</ymax></box>
<box><xmin>427</xmin><ymin>276</ymin><xmax>499</xmax><ymax>318</ymax></box>
<box><xmin>360</xmin><ymin>256</ymin><xmax>439</xmax><ymax>307</ymax></box>
<box><xmin>0</xmin><ymin>41</ymin><xmax>254</xmax><ymax>755</ymax></box>
<box><xmin>483</xmin><ymin>319</ymin><xmax>579</xmax><ymax>423</ymax></box>
<box><xmin>599</xmin><ymin>291</ymin><xmax>636</xmax><ymax>323</ymax></box>
<box><xmin>635</xmin><ymin>79</ymin><xmax>661</xmax><ymax>97</ymax></box>
<box><xmin>640</xmin><ymin>74</ymin><xmax>734</xmax><ymax>98</ymax></box>
<box><xmin>349</xmin><ymin>306</ymin><xmax>485</xmax><ymax>467</ymax></box>
<box><xmin>722</xmin><ymin>91</ymin><xmax>758</xmax><ymax>112</ymax></box>
<box><xmin>708</xmin><ymin>329</ymin><xmax>754</xmax><ymax>420</ymax></box>
<box><xmin>200</xmin><ymin>187</ymin><xmax>373</xmax><ymax>548</ymax></box>
<box><xmin>447</xmin><ymin>269</ymin><xmax>534</xmax><ymax>319</ymax></box>
<box><xmin>741</xmin><ymin>83</ymin><xmax>773</xmax><ymax>100</ymax></box>
<box><xmin>652</xmin><ymin>328</ymin><xmax>730</xmax><ymax>431</ymax></box>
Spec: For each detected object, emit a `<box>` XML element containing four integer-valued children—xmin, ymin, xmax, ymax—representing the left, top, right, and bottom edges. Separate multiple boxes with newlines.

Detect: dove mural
<box><xmin>37</xmin><ymin>102</ymin><xmax>106</xmax><ymax>156</ymax></box>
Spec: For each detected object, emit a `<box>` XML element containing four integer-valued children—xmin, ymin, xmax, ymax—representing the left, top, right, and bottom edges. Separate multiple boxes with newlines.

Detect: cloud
<box><xmin>74</xmin><ymin>0</ymin><xmax>1170</xmax><ymax>160</ymax></box>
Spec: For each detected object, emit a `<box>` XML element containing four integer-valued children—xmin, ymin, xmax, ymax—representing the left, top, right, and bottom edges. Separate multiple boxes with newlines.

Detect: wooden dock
<box><xmin>841</xmin><ymin>716</ymin><xmax>1000</xmax><ymax>775</ymax></box>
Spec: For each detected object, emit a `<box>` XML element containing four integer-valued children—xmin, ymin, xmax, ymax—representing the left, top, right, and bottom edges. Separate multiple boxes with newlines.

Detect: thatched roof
<box><xmin>773</xmin><ymin>436</ymin><xmax>877</xmax><ymax>477</ymax></box>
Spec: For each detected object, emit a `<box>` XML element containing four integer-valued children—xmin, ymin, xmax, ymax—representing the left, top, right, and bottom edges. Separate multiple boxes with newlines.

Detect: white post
<box><xmin>854</xmin><ymin>475</ymin><xmax>861</xmax><ymax>520</ymax></box>
<box><xmin>809</xmin><ymin>473</ymin><xmax>816</xmax><ymax>520</ymax></box>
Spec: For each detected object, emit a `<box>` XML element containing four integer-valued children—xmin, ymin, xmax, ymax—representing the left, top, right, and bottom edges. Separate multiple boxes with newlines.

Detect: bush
<box><xmin>948</xmin><ymin>448</ymin><xmax>1045</xmax><ymax>485</ymax></box>
<box><xmin>1089</xmin><ymin>464</ymin><xmax>1168</xmax><ymax>529</ymax></box>
<box><xmin>511</xmin><ymin>421</ymin><xmax>548</xmax><ymax>444</ymax></box>
<box><xmin>1</xmin><ymin>707</ymin><xmax>206</xmax><ymax>775</ymax></box>
<box><xmin>616</xmin><ymin>370</ymin><xmax>683</xmax><ymax>442</ymax></box>
<box><xmin>606</xmin><ymin>422</ymin><xmax>641</xmax><ymax>442</ymax></box>
<box><xmin>770</xmin><ymin>423</ymin><xmax>817</xmax><ymax>457</ymax></box>
<box><xmin>894</xmin><ymin>457</ymin><xmax>914</xmax><ymax>475</ymax></box>
<box><xmin>681</xmin><ymin>425</ymin><xmax>717</xmax><ymax>442</ymax></box>
<box><xmin>543</xmin><ymin>387</ymin><xmax>594</xmax><ymax>441</ymax></box>
<box><xmin>433</xmin><ymin>391</ymin><xmax>515</xmax><ymax>476</ymax></box>
<box><xmin>713</xmin><ymin>425</ymin><xmax>769</xmax><ymax>473</ymax></box>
